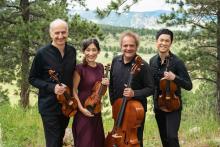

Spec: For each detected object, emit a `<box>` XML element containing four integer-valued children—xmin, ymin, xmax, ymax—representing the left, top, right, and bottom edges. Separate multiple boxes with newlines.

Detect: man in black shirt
<box><xmin>149</xmin><ymin>29</ymin><xmax>192</xmax><ymax>147</ymax></box>
<box><xmin>109</xmin><ymin>31</ymin><xmax>154</xmax><ymax>147</ymax></box>
<box><xmin>29</xmin><ymin>19</ymin><xmax>76</xmax><ymax>147</ymax></box>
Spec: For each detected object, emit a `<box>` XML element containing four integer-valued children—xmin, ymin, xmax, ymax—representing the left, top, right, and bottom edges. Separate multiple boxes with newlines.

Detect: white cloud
<box><xmin>129</xmin><ymin>0</ymin><xmax>172</xmax><ymax>12</ymax></box>
<box><xmin>86</xmin><ymin>0</ymin><xmax>111</xmax><ymax>10</ymax></box>
<box><xmin>85</xmin><ymin>0</ymin><xmax>172</xmax><ymax>12</ymax></box>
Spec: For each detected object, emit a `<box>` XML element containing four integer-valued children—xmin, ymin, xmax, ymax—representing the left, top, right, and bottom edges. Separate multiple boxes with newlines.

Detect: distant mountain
<box><xmin>69</xmin><ymin>9</ymin><xmax>172</xmax><ymax>29</ymax></box>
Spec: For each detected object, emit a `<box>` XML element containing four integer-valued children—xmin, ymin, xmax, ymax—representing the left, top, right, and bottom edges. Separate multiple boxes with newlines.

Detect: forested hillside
<box><xmin>0</xmin><ymin>0</ymin><xmax>220</xmax><ymax>146</ymax></box>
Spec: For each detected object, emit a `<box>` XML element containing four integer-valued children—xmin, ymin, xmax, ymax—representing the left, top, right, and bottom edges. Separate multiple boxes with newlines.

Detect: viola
<box><xmin>84</xmin><ymin>64</ymin><xmax>110</xmax><ymax>114</ymax></box>
<box><xmin>105</xmin><ymin>55</ymin><xmax>144</xmax><ymax>147</ymax></box>
<box><xmin>48</xmin><ymin>70</ymin><xmax>77</xmax><ymax>117</ymax></box>
<box><xmin>158</xmin><ymin>56</ymin><xmax>180</xmax><ymax>112</ymax></box>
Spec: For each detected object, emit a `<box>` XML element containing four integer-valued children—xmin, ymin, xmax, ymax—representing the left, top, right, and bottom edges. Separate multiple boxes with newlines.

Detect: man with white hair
<box><xmin>29</xmin><ymin>18</ymin><xmax>76</xmax><ymax>147</ymax></box>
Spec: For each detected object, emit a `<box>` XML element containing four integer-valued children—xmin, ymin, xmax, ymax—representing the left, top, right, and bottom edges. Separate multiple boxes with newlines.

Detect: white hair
<box><xmin>49</xmin><ymin>18</ymin><xmax>68</xmax><ymax>33</ymax></box>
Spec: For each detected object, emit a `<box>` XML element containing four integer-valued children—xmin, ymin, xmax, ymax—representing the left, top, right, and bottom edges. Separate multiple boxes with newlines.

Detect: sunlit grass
<box><xmin>1</xmin><ymin>97</ymin><xmax>220</xmax><ymax>147</ymax></box>
<box><xmin>0</xmin><ymin>82</ymin><xmax>37</xmax><ymax>107</ymax></box>
<box><xmin>0</xmin><ymin>104</ymin><xmax>44</xmax><ymax>147</ymax></box>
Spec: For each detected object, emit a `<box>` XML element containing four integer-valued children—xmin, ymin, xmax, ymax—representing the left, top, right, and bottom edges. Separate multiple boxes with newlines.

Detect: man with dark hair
<box><xmin>29</xmin><ymin>19</ymin><xmax>76</xmax><ymax>147</ymax></box>
<box><xmin>149</xmin><ymin>28</ymin><xmax>192</xmax><ymax>147</ymax></box>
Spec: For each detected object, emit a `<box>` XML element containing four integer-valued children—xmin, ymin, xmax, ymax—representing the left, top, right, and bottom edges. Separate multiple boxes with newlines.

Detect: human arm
<box><xmin>73</xmin><ymin>71</ymin><xmax>94</xmax><ymax>117</ymax></box>
<box><xmin>28</xmin><ymin>52</ymin><xmax>56</xmax><ymax>93</ymax></box>
<box><xmin>109</xmin><ymin>59</ymin><xmax>115</xmax><ymax>105</ymax></box>
<box><xmin>163</xmin><ymin>60</ymin><xmax>192</xmax><ymax>91</ymax></box>
<box><xmin>132</xmin><ymin>62</ymin><xmax>155</xmax><ymax>99</ymax></box>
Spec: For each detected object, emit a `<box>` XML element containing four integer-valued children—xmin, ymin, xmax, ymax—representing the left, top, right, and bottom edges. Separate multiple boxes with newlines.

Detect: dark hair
<box><xmin>156</xmin><ymin>29</ymin><xmax>173</xmax><ymax>43</ymax></box>
<box><xmin>81</xmin><ymin>38</ymin><xmax>100</xmax><ymax>65</ymax></box>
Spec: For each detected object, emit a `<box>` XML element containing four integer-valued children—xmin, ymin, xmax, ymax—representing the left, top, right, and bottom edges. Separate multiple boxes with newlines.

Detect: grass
<box><xmin>0</xmin><ymin>104</ymin><xmax>44</xmax><ymax>147</ymax></box>
<box><xmin>0</xmin><ymin>78</ymin><xmax>220</xmax><ymax>147</ymax></box>
<box><xmin>0</xmin><ymin>43</ymin><xmax>219</xmax><ymax>146</ymax></box>
<box><xmin>0</xmin><ymin>82</ymin><xmax>220</xmax><ymax>147</ymax></box>
<box><xmin>0</xmin><ymin>99</ymin><xmax>220</xmax><ymax>147</ymax></box>
<box><xmin>0</xmin><ymin>82</ymin><xmax>37</xmax><ymax>107</ymax></box>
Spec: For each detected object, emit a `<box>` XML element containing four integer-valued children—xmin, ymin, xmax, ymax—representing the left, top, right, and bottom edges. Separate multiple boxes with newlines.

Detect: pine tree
<box><xmin>96</xmin><ymin>0</ymin><xmax>220</xmax><ymax>119</ymax></box>
<box><xmin>0</xmin><ymin>0</ymin><xmax>104</xmax><ymax>108</ymax></box>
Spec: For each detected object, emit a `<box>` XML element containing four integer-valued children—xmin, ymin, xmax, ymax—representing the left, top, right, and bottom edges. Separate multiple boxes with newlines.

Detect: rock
<box><xmin>63</xmin><ymin>128</ymin><xmax>73</xmax><ymax>147</ymax></box>
<box><xmin>189</xmin><ymin>127</ymin><xmax>201</xmax><ymax>134</ymax></box>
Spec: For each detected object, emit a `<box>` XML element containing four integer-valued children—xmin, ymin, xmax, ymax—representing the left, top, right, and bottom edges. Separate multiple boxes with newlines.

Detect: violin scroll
<box><xmin>48</xmin><ymin>69</ymin><xmax>78</xmax><ymax>117</ymax></box>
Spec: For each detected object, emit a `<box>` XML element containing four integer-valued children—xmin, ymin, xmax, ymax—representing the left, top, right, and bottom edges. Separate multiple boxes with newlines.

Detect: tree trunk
<box><xmin>217</xmin><ymin>9</ymin><xmax>220</xmax><ymax>119</ymax></box>
<box><xmin>20</xmin><ymin>47</ymin><xmax>30</xmax><ymax>108</ymax></box>
<box><xmin>20</xmin><ymin>0</ymin><xmax>30</xmax><ymax>108</ymax></box>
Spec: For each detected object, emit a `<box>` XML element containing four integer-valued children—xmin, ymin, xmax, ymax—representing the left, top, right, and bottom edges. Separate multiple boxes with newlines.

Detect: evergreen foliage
<box><xmin>158</xmin><ymin>0</ymin><xmax>220</xmax><ymax>119</ymax></box>
<box><xmin>0</xmin><ymin>0</ymin><xmax>104</xmax><ymax>107</ymax></box>
<box><xmin>96</xmin><ymin>0</ymin><xmax>220</xmax><ymax>120</ymax></box>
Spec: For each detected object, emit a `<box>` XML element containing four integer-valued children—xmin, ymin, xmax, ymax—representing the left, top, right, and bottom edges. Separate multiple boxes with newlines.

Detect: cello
<box><xmin>105</xmin><ymin>55</ymin><xmax>144</xmax><ymax>147</ymax></box>
<box><xmin>84</xmin><ymin>64</ymin><xmax>110</xmax><ymax>114</ymax></box>
<box><xmin>48</xmin><ymin>70</ymin><xmax>78</xmax><ymax>117</ymax></box>
<box><xmin>158</xmin><ymin>56</ymin><xmax>180</xmax><ymax>112</ymax></box>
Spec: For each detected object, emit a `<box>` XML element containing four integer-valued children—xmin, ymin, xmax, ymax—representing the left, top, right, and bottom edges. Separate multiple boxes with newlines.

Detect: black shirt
<box><xmin>109</xmin><ymin>55</ymin><xmax>154</xmax><ymax>111</ymax></box>
<box><xmin>29</xmin><ymin>43</ymin><xmax>76</xmax><ymax>115</ymax></box>
<box><xmin>149</xmin><ymin>52</ymin><xmax>192</xmax><ymax>110</ymax></box>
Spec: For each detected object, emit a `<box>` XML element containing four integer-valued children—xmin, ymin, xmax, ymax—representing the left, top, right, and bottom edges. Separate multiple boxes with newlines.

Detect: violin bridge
<box><xmin>166</xmin><ymin>96</ymin><xmax>171</xmax><ymax>100</ymax></box>
<box><xmin>68</xmin><ymin>100</ymin><xmax>73</xmax><ymax>106</ymax></box>
<box><xmin>112</xmin><ymin>133</ymin><xmax>122</xmax><ymax>139</ymax></box>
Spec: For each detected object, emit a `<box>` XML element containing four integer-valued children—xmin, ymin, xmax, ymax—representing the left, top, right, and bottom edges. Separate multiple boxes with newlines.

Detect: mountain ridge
<box><xmin>69</xmin><ymin>9</ymin><xmax>171</xmax><ymax>29</ymax></box>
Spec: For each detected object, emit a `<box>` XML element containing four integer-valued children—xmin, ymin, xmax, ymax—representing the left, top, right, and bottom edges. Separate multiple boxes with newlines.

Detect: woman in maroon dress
<box><xmin>72</xmin><ymin>38</ymin><xmax>109</xmax><ymax>147</ymax></box>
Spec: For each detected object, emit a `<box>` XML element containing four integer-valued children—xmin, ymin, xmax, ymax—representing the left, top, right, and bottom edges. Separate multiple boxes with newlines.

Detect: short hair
<box><xmin>156</xmin><ymin>29</ymin><xmax>173</xmax><ymax>43</ymax></box>
<box><xmin>119</xmin><ymin>31</ymin><xmax>140</xmax><ymax>47</ymax></box>
<box><xmin>49</xmin><ymin>18</ymin><xmax>68</xmax><ymax>33</ymax></box>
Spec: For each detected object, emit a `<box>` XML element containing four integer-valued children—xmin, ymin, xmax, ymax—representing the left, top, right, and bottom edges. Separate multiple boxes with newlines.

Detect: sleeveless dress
<box><xmin>72</xmin><ymin>63</ymin><xmax>105</xmax><ymax>147</ymax></box>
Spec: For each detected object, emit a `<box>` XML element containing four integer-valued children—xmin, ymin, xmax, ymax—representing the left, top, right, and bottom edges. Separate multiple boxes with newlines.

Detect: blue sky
<box><xmin>85</xmin><ymin>0</ymin><xmax>173</xmax><ymax>12</ymax></box>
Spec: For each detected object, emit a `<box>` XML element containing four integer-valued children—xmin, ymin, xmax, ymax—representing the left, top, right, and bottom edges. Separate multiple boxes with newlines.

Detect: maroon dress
<box><xmin>72</xmin><ymin>63</ymin><xmax>105</xmax><ymax>147</ymax></box>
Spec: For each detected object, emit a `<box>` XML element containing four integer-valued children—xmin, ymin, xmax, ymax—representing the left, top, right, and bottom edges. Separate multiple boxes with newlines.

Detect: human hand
<box><xmin>54</xmin><ymin>84</ymin><xmax>66</xmax><ymax>95</ymax></box>
<box><xmin>81</xmin><ymin>108</ymin><xmax>94</xmax><ymax>117</ymax></box>
<box><xmin>101</xmin><ymin>78</ymin><xmax>109</xmax><ymax>86</ymax></box>
<box><xmin>163</xmin><ymin>71</ymin><xmax>176</xmax><ymax>80</ymax></box>
<box><xmin>123</xmin><ymin>86</ymin><xmax>134</xmax><ymax>99</ymax></box>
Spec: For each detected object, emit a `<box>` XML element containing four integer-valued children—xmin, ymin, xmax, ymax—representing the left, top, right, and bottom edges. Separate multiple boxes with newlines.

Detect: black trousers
<box><xmin>41</xmin><ymin>114</ymin><xmax>69</xmax><ymax>147</ymax></box>
<box><xmin>137</xmin><ymin>112</ymin><xmax>146</xmax><ymax>147</ymax></box>
<box><xmin>155</xmin><ymin>109</ymin><xmax>181</xmax><ymax>147</ymax></box>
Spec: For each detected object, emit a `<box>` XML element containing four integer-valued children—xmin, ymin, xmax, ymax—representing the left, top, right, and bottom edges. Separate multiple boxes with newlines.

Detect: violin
<box><xmin>84</xmin><ymin>64</ymin><xmax>110</xmax><ymax>114</ymax></box>
<box><xmin>105</xmin><ymin>55</ymin><xmax>144</xmax><ymax>147</ymax></box>
<box><xmin>48</xmin><ymin>70</ymin><xmax>78</xmax><ymax>117</ymax></box>
<box><xmin>158</xmin><ymin>56</ymin><xmax>180</xmax><ymax>112</ymax></box>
